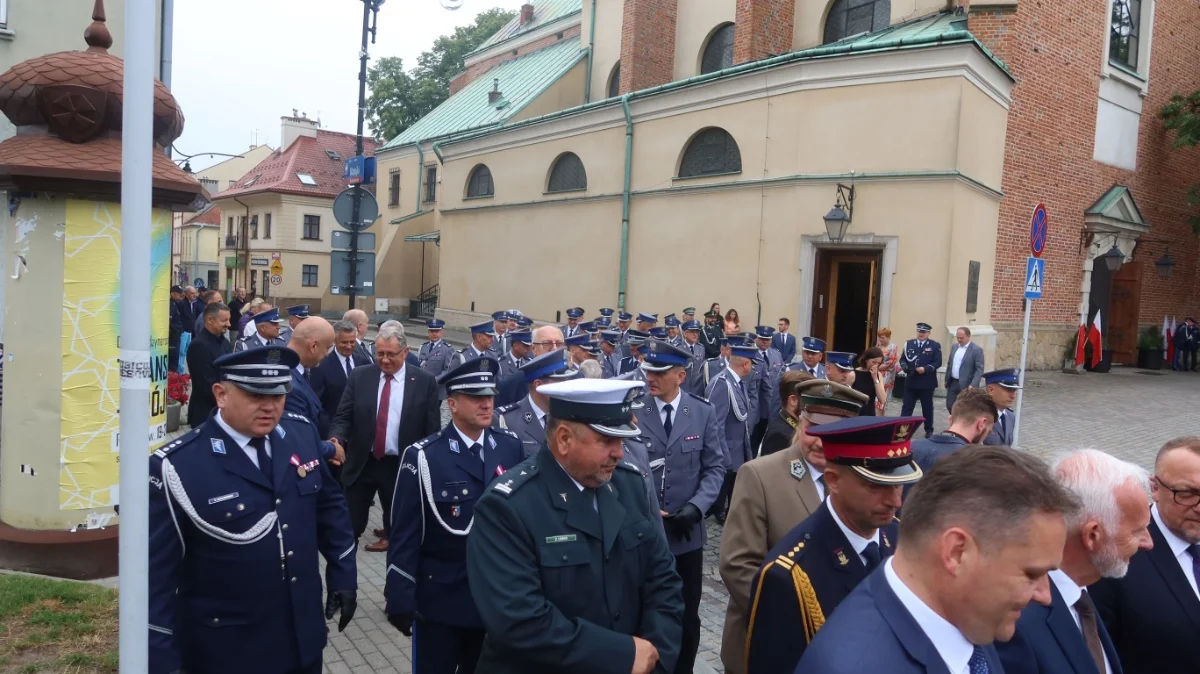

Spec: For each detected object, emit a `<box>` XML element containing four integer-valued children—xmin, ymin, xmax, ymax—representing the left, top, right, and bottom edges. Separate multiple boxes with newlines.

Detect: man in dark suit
<box><xmin>191</xmin><ymin>289</ymin><xmax>223</xmax><ymax>337</ymax></box>
<box><xmin>944</xmin><ymin>327</ymin><xmax>985</xmax><ymax>413</ymax></box>
<box><xmin>997</xmin><ymin>448</ymin><xmax>1152</xmax><ymax>674</ymax></box>
<box><xmin>1090</xmin><ymin>436</ymin><xmax>1200</xmax><ymax>674</ymax></box>
<box><xmin>900</xmin><ymin>322</ymin><xmax>942</xmax><ymax>438</ymax></box>
<box><xmin>746</xmin><ymin>415</ymin><xmax>919</xmax><ymax>673</ymax></box>
<box><xmin>330</xmin><ymin>323</ymin><xmax>440</xmax><ymax>553</ymax></box>
<box><xmin>284</xmin><ymin>316</ymin><xmax>337</xmax><ymax>453</ymax></box>
<box><xmin>343</xmin><ymin>308</ymin><xmax>375</xmax><ymax>365</ymax></box>
<box><xmin>771</xmin><ymin>317</ymin><xmax>797</xmax><ymax>363</ymax></box>
<box><xmin>311</xmin><ymin>320</ymin><xmax>372</xmax><ymax>439</ymax></box>
<box><xmin>1174</xmin><ymin>317</ymin><xmax>1198</xmax><ymax>371</ymax></box>
<box><xmin>185</xmin><ymin>302</ymin><xmax>232</xmax><ymax>427</ymax></box>
<box><xmin>495</xmin><ymin>325</ymin><xmax>564</xmax><ymax>407</ymax></box>
<box><xmin>797</xmin><ymin>446</ymin><xmax>1081</xmax><ymax>674</ymax></box>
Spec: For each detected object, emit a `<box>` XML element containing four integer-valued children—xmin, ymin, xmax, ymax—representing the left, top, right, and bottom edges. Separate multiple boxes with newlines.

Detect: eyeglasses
<box><xmin>1154</xmin><ymin>476</ymin><xmax>1200</xmax><ymax>507</ymax></box>
<box><xmin>533</xmin><ymin>340</ymin><xmax>566</xmax><ymax>348</ymax></box>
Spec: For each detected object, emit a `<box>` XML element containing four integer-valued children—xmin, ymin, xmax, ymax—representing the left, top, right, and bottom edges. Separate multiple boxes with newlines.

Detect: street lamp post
<box><xmin>348</xmin><ymin>0</ymin><xmax>384</xmax><ymax>310</ymax></box>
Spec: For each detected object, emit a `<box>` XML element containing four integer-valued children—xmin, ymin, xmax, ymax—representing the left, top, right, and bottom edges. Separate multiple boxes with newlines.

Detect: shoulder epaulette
<box><xmin>495</xmin><ymin>402</ymin><xmax>521</xmax><ymax>415</ymax></box>
<box><xmin>408</xmin><ymin>433</ymin><xmax>438</xmax><ymax>451</ymax></box>
<box><xmin>494</xmin><ymin>427</ymin><xmax>519</xmax><ymax>440</ymax></box>
<box><xmin>284</xmin><ymin>412</ymin><xmax>312</xmax><ymax>425</ymax></box>
<box><xmin>767</xmin><ymin>541</ymin><xmax>825</xmax><ymax>642</ymax></box>
<box><xmin>616</xmin><ymin>460</ymin><xmax>642</xmax><ymax>474</ymax></box>
<box><xmin>490</xmin><ymin>461</ymin><xmax>538</xmax><ymax>496</ymax></box>
<box><xmin>686</xmin><ymin>392</ymin><xmax>712</xmax><ymax>406</ymax></box>
<box><xmin>153</xmin><ymin>427</ymin><xmax>202</xmax><ymax>459</ymax></box>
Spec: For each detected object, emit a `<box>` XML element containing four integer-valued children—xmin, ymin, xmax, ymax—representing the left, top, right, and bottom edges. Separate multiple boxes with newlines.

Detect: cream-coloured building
<box><xmin>212</xmin><ymin>114</ymin><xmax>378</xmax><ymax>311</ymax></box>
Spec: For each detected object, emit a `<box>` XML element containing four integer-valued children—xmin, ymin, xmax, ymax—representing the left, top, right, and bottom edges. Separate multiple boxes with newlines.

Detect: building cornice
<box><xmin>440</xmin><ymin>42</ymin><xmax>1014</xmax><ymax>161</ymax></box>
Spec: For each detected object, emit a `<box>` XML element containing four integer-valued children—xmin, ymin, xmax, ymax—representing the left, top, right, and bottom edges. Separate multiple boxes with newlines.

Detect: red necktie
<box><xmin>373</xmin><ymin>375</ymin><xmax>392</xmax><ymax>459</ymax></box>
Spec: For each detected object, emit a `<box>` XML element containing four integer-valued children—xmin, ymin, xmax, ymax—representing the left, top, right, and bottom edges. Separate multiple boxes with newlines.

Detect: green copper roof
<box><xmin>1085</xmin><ymin>184</ymin><xmax>1146</xmax><ymax>225</ymax></box>
<box><xmin>468</xmin><ymin>0</ymin><xmax>582</xmax><ymax>56</ymax></box>
<box><xmin>382</xmin><ymin>39</ymin><xmax>585</xmax><ymax>149</ymax></box>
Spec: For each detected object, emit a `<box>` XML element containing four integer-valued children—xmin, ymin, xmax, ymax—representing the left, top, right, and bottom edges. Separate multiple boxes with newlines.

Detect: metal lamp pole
<box><xmin>349</xmin><ymin>0</ymin><xmax>382</xmax><ymax>309</ymax></box>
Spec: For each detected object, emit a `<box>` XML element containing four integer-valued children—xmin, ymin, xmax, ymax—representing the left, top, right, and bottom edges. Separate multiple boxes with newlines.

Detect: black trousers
<box><xmin>673</xmin><ymin>549</ymin><xmax>704</xmax><ymax>674</ymax></box>
<box><xmin>413</xmin><ymin>619</ymin><xmax>484</xmax><ymax>674</ymax></box>
<box><xmin>711</xmin><ymin>469</ymin><xmax>738</xmax><ymax>518</ymax></box>
<box><xmin>901</xmin><ymin>387</ymin><xmax>935</xmax><ymax>434</ymax></box>
<box><xmin>346</xmin><ymin>454</ymin><xmax>399</xmax><ymax>539</ymax></box>
<box><xmin>749</xmin><ymin>418</ymin><xmax>769</xmax><ymax>455</ymax></box>
<box><xmin>1180</xmin><ymin>348</ymin><xmax>1199</xmax><ymax>371</ymax></box>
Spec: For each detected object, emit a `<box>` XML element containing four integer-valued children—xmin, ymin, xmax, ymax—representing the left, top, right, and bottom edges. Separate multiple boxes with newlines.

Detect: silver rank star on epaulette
<box><xmin>153</xmin><ymin>428</ymin><xmax>200</xmax><ymax>459</ymax></box>
<box><xmin>493</xmin><ymin>478</ymin><xmax>515</xmax><ymax>494</ymax></box>
<box><xmin>496</xmin><ymin>402</ymin><xmax>520</xmax><ymax>415</ymax></box>
<box><xmin>496</xmin><ymin>428</ymin><xmax>518</xmax><ymax>439</ymax></box>
<box><xmin>285</xmin><ymin>412</ymin><xmax>311</xmax><ymax>425</ymax></box>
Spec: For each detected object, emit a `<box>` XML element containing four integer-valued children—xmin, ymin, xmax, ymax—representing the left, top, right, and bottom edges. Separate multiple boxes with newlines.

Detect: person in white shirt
<box><xmin>1090</xmin><ymin>435</ymin><xmax>1200</xmax><ymax>673</ymax></box>
<box><xmin>797</xmin><ymin>445</ymin><xmax>1080</xmax><ymax>674</ymax></box>
<box><xmin>997</xmin><ymin>449</ymin><xmax>1153</xmax><ymax>674</ymax></box>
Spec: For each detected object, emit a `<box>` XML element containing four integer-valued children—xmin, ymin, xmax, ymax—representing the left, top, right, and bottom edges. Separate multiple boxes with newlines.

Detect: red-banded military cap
<box><xmin>805</xmin><ymin>416</ymin><xmax>925</xmax><ymax>485</ymax></box>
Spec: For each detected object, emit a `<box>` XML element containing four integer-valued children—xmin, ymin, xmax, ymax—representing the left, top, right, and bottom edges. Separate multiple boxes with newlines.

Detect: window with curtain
<box><xmin>466</xmin><ymin>164</ymin><xmax>494</xmax><ymax>198</ymax></box>
<box><xmin>701</xmin><ymin>23</ymin><xmax>735</xmax><ymax>74</ymax></box>
<box><xmin>678</xmin><ymin>128</ymin><xmax>742</xmax><ymax>178</ymax></box>
<box><xmin>822</xmin><ymin>0</ymin><xmax>890</xmax><ymax>45</ymax></box>
<box><xmin>547</xmin><ymin>153</ymin><xmax>587</xmax><ymax>192</ymax></box>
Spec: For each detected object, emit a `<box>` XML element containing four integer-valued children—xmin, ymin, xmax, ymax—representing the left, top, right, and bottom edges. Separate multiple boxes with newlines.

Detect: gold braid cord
<box><xmin>791</xmin><ymin>563</ymin><xmax>826</xmax><ymax>641</ymax></box>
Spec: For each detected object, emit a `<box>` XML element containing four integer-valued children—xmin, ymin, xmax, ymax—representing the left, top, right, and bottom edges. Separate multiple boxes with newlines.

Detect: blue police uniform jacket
<box><xmin>418</xmin><ymin>339</ymin><xmax>455</xmax><ymax>378</ymax></box>
<box><xmin>756</xmin><ymin>347</ymin><xmax>785</xmax><ymax>421</ymax></box>
<box><xmin>796</xmin><ymin>564</ymin><xmax>1004</xmax><ymax>674</ymax></box>
<box><xmin>385</xmin><ymin>424</ymin><xmax>525</xmax><ymax>628</ymax></box>
<box><xmin>707</xmin><ymin>368</ymin><xmax>753</xmax><ymax>471</ymax></box>
<box><xmin>746</xmin><ymin>501</ymin><xmax>898</xmax><ymax>674</ymax></box>
<box><xmin>633</xmin><ymin>392</ymin><xmax>725</xmax><ymax>556</ymax></box>
<box><xmin>285</xmin><ymin>369</ymin><xmax>334</xmax><ymax>458</ymax></box>
<box><xmin>494</xmin><ymin>396</ymin><xmax>546</xmax><ymax>458</ymax></box>
<box><xmin>902</xmin><ymin>338</ymin><xmax>942</xmax><ymax>390</ymax></box>
<box><xmin>234</xmin><ymin>332</ymin><xmax>286</xmax><ymax>353</ymax></box>
<box><xmin>497</xmin><ymin>351</ymin><xmax>527</xmax><ymax>381</ymax></box>
<box><xmin>617</xmin><ymin>355</ymin><xmax>640</xmax><ymax>375</ymax></box>
<box><xmin>984</xmin><ymin>409</ymin><xmax>1015</xmax><ymax>446</ymax></box>
<box><xmin>147</xmin><ymin>412</ymin><xmax>357</xmax><ymax>674</ymax></box>
<box><xmin>465</xmin><ymin>447</ymin><xmax>684</xmax><ymax>674</ymax></box>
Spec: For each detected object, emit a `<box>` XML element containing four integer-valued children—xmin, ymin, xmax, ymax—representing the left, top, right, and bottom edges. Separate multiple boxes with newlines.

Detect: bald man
<box><xmin>343</xmin><ymin>309</ymin><xmax>375</xmax><ymax>364</ymax></box>
<box><xmin>495</xmin><ymin>325</ymin><xmax>565</xmax><ymax>407</ymax></box>
<box><xmin>286</xmin><ymin>317</ymin><xmax>339</xmax><ymax>456</ymax></box>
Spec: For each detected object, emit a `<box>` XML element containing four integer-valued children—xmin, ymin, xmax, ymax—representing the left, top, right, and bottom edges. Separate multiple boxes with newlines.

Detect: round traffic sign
<box><xmin>333</xmin><ymin>186</ymin><xmax>379</xmax><ymax>232</ymax></box>
<box><xmin>270</xmin><ymin>274</ymin><xmax>282</xmax><ymax>286</ymax></box>
<box><xmin>1030</xmin><ymin>203</ymin><xmax>1048</xmax><ymax>258</ymax></box>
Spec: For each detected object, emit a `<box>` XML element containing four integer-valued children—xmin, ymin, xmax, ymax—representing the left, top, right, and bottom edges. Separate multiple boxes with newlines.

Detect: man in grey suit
<box><xmin>707</xmin><ymin>341</ymin><xmax>758</xmax><ymax>524</ymax></box>
<box><xmin>982</xmin><ymin>368</ymin><xmax>1021</xmax><ymax>446</ymax></box>
<box><xmin>637</xmin><ymin>340</ymin><xmax>725</xmax><ymax>674</ymax></box>
<box><xmin>944</xmin><ymin>326</ymin><xmax>985</xmax><ymax>412</ymax></box>
<box><xmin>493</xmin><ymin>348</ymin><xmax>579</xmax><ymax>457</ymax></box>
<box><xmin>680</xmin><ymin>320</ymin><xmax>707</xmax><ymax>396</ymax></box>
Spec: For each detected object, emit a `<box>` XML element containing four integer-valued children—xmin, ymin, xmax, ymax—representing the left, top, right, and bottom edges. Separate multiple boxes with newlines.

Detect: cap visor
<box><xmin>230</xmin><ymin>381</ymin><xmax>292</xmax><ymax>395</ymax></box>
<box><xmin>450</xmin><ymin>385</ymin><xmax>499</xmax><ymax>396</ymax></box>
<box><xmin>850</xmin><ymin>461</ymin><xmax>923</xmax><ymax>485</ymax></box>
<box><xmin>588</xmin><ymin>421</ymin><xmax>642</xmax><ymax>438</ymax></box>
<box><xmin>999</xmin><ymin>382</ymin><xmax>1022</xmax><ymax>389</ymax></box>
<box><xmin>639</xmin><ymin>361</ymin><xmax>680</xmax><ymax>373</ymax></box>
<box><xmin>802</xmin><ymin>348</ymin><xmax>822</xmax><ymax>353</ymax></box>
<box><xmin>804</xmin><ymin>410</ymin><xmax>857</xmax><ymax>425</ymax></box>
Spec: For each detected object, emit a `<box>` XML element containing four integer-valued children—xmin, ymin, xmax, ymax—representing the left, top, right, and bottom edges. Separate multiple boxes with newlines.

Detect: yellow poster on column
<box><xmin>59</xmin><ymin>200</ymin><xmax>170</xmax><ymax>510</ymax></box>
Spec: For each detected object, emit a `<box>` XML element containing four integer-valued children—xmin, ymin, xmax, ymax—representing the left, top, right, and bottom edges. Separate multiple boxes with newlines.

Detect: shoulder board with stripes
<box><xmin>284</xmin><ymin>412</ymin><xmax>312</xmax><ymax>425</ymax></box>
<box><xmin>153</xmin><ymin>427</ymin><xmax>202</xmax><ymax>458</ymax></box>
<box><xmin>494</xmin><ymin>428</ymin><xmax>519</xmax><ymax>439</ymax></box>
<box><xmin>495</xmin><ymin>402</ymin><xmax>521</xmax><ymax>415</ymax></box>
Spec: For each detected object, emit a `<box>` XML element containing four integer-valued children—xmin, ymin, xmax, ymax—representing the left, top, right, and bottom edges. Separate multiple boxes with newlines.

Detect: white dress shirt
<box><xmin>340</xmin><ymin>352</ymin><xmax>356</xmax><ymax>377</ymax></box>
<box><xmin>376</xmin><ymin>365</ymin><xmax>406</xmax><ymax>456</ymax></box>
<box><xmin>951</xmin><ymin>341</ymin><xmax>969</xmax><ymax>379</ymax></box>
<box><xmin>214</xmin><ymin>410</ymin><xmax>271</xmax><ymax>468</ymax></box>
<box><xmin>827</xmin><ymin>498</ymin><xmax>881</xmax><ymax>565</ymax></box>
<box><xmin>452</xmin><ymin>423</ymin><xmax>485</xmax><ymax>463</ymax></box>
<box><xmin>1153</xmin><ymin>503</ymin><xmax>1200</xmax><ymax>598</ymax></box>
<box><xmin>1047</xmin><ymin>569</ymin><xmax>1112</xmax><ymax>674</ymax></box>
<box><xmin>526</xmin><ymin>396</ymin><xmax>548</xmax><ymax>429</ymax></box>
<box><xmin>884</xmin><ymin>558</ymin><xmax>977</xmax><ymax>674</ymax></box>
<box><xmin>295</xmin><ymin>363</ymin><xmax>306</xmax><ymax>376</ymax></box>
<box><xmin>655</xmin><ymin>389</ymin><xmax>683</xmax><ymax>430</ymax></box>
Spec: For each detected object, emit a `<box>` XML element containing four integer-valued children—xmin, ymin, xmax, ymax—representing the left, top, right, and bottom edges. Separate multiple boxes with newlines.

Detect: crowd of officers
<box><xmin>148</xmin><ymin>303</ymin><xmax>1199</xmax><ymax>674</ymax></box>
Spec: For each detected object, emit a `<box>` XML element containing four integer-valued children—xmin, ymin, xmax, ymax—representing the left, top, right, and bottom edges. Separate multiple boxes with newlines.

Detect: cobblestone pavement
<box><xmin>304</xmin><ymin>364</ymin><xmax>1196</xmax><ymax>673</ymax></box>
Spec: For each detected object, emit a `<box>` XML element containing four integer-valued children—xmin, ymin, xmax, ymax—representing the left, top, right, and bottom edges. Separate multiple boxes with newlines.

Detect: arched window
<box><xmin>700</xmin><ymin>23</ymin><xmax>735</xmax><ymax>75</ymax></box>
<box><xmin>678</xmin><ymin>128</ymin><xmax>742</xmax><ymax>178</ymax></box>
<box><xmin>547</xmin><ymin>152</ymin><xmax>587</xmax><ymax>193</ymax></box>
<box><xmin>822</xmin><ymin>0</ymin><xmax>890</xmax><ymax>45</ymax></box>
<box><xmin>465</xmin><ymin>164</ymin><xmax>493</xmax><ymax>198</ymax></box>
<box><xmin>607</xmin><ymin>62</ymin><xmax>621</xmax><ymax>98</ymax></box>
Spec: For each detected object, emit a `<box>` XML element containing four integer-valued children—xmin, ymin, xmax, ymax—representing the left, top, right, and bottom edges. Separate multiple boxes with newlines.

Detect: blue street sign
<box><xmin>1024</xmin><ymin>257</ymin><xmax>1044</xmax><ymax>299</ymax></box>
<box><xmin>343</xmin><ymin>155</ymin><xmax>376</xmax><ymax>185</ymax></box>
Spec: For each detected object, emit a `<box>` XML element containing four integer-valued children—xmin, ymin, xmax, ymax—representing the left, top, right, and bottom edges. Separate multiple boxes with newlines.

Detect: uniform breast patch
<box><xmin>790</xmin><ymin>459</ymin><xmax>807</xmax><ymax>481</ymax></box>
<box><xmin>211</xmin><ymin>439</ymin><xmax>226</xmax><ymax>455</ymax></box>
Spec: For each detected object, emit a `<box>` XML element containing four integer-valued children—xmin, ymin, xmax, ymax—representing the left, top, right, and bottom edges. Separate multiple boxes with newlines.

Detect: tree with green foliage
<box><xmin>367</xmin><ymin>7</ymin><xmax>516</xmax><ymax>141</ymax></box>
<box><xmin>1160</xmin><ymin>90</ymin><xmax>1200</xmax><ymax>234</ymax></box>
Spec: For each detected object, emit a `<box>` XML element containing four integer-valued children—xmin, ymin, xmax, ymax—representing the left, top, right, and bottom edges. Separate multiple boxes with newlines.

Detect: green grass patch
<box><xmin>0</xmin><ymin>574</ymin><xmax>117</xmax><ymax>673</ymax></box>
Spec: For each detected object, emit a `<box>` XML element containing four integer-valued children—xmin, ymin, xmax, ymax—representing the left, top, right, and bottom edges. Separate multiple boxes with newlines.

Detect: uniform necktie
<box><xmin>999</xmin><ymin>411</ymin><xmax>1009</xmax><ymax>439</ymax></box>
<box><xmin>861</xmin><ymin>541</ymin><xmax>881</xmax><ymax>571</ymax></box>
<box><xmin>968</xmin><ymin>647</ymin><xmax>990</xmax><ymax>674</ymax></box>
<box><xmin>816</xmin><ymin>474</ymin><xmax>826</xmax><ymax>497</ymax></box>
<box><xmin>738</xmin><ymin>380</ymin><xmax>747</xmax><ymax>399</ymax></box>
<box><xmin>249</xmin><ymin>436</ymin><xmax>271</xmax><ymax>485</ymax></box>
<box><xmin>373</xmin><ymin>375</ymin><xmax>392</xmax><ymax>459</ymax></box>
<box><xmin>468</xmin><ymin>442</ymin><xmax>484</xmax><ymax>480</ymax></box>
<box><xmin>662</xmin><ymin>403</ymin><xmax>674</xmax><ymax>436</ymax></box>
<box><xmin>1189</xmin><ymin>545</ymin><xmax>1200</xmax><ymax>590</ymax></box>
<box><xmin>303</xmin><ymin>368</ymin><xmax>311</xmax><ymax>382</ymax></box>
<box><xmin>344</xmin><ymin>356</ymin><xmax>353</xmax><ymax>378</ymax></box>
<box><xmin>1073</xmin><ymin>590</ymin><xmax>1106</xmax><ymax>674</ymax></box>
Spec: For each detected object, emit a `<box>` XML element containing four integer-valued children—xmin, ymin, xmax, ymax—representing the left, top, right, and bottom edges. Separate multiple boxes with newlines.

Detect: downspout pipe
<box><xmin>432</xmin><ymin>140</ymin><xmax>445</xmax><ymax>165</ymax></box>
<box><xmin>618</xmin><ymin>93</ymin><xmax>633</xmax><ymax>312</ymax></box>
<box><xmin>584</xmin><ymin>0</ymin><xmax>597</xmax><ymax>103</ymax></box>
<box><xmin>414</xmin><ymin>142</ymin><xmax>425</xmax><ymax>213</ymax></box>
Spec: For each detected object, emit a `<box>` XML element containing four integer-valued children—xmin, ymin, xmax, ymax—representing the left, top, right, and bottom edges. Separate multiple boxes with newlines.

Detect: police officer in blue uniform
<box><xmin>234</xmin><ymin>307</ymin><xmax>287</xmax><ymax>352</ymax></box>
<box><xmin>617</xmin><ymin>311</ymin><xmax>634</xmax><ymax>347</ymax></box>
<box><xmin>679</xmin><ymin>320</ymin><xmax>706</xmax><ymax>389</ymax></box>
<box><xmin>699</xmin><ymin>337</ymin><xmax>731</xmax><ymax>396</ymax></box>
<box><xmin>744</xmin><ymin>415</ymin><xmax>922</xmax><ymax>674</ymax></box>
<box><xmin>664</xmin><ymin>314</ymin><xmax>683</xmax><ymax>347</ymax></box>
<box><xmin>562</xmin><ymin>306</ymin><xmax>586</xmax><ymax>338</ymax></box>
<box><xmin>489</xmin><ymin>311</ymin><xmax>513</xmax><ymax>357</ymax></box>
<box><xmin>283</xmin><ymin>317</ymin><xmax>336</xmax><ymax>456</ymax></box>
<box><xmin>148</xmin><ymin>347</ymin><xmax>357</xmax><ymax>674</ymax></box>
<box><xmin>900</xmin><ymin>322</ymin><xmax>943</xmax><ymax>438</ymax></box>
<box><xmin>599</xmin><ymin>330</ymin><xmax>623</xmax><ymax>378</ymax></box>
<box><xmin>446</xmin><ymin>321</ymin><xmax>497</xmax><ymax>374</ymax></box>
<box><xmin>418</xmin><ymin>319</ymin><xmax>455</xmax><ymax>378</ymax></box>
<box><xmin>466</xmin><ymin>378</ymin><xmax>684</xmax><ymax>674</ymax></box>
<box><xmin>280</xmin><ymin>304</ymin><xmax>309</xmax><ymax>344</ymax></box>
<box><xmin>636</xmin><ymin>340</ymin><xmax>725</xmax><ymax>674</ymax></box>
<box><xmin>981</xmin><ymin>367</ymin><xmax>1021</xmax><ymax>446</ymax></box>
<box><xmin>707</xmin><ymin>340</ymin><xmax>758</xmax><ymax>524</ymax></box>
<box><xmin>618</xmin><ymin>330</ymin><xmax>648</xmax><ymax>375</ymax></box>
<box><xmin>751</xmin><ymin>326</ymin><xmax>785</xmax><ymax>451</ymax></box>
<box><xmin>494</xmin><ymin>348</ymin><xmax>579</xmax><ymax>456</ymax></box>
<box><xmin>789</xmin><ymin>336</ymin><xmax>827</xmax><ymax>378</ymax></box>
<box><xmin>386</xmin><ymin>357</ymin><xmax>525</xmax><ymax>674</ymax></box>
<box><xmin>498</xmin><ymin>329</ymin><xmax>532</xmax><ymax>380</ymax></box>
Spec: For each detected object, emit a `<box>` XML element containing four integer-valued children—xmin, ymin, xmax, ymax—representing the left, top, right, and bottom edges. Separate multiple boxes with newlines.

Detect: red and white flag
<box><xmin>1075</xmin><ymin>308</ymin><xmax>1088</xmax><ymax>367</ymax></box>
<box><xmin>1163</xmin><ymin>316</ymin><xmax>1171</xmax><ymax>360</ymax></box>
<box><xmin>1167</xmin><ymin>316</ymin><xmax>1177</xmax><ymax>365</ymax></box>
<box><xmin>1087</xmin><ymin>310</ymin><xmax>1104</xmax><ymax>368</ymax></box>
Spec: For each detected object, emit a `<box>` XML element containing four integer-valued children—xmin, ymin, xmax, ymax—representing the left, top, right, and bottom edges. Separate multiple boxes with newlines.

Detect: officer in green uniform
<box><xmin>466</xmin><ymin>378</ymin><xmax>684</xmax><ymax>674</ymax></box>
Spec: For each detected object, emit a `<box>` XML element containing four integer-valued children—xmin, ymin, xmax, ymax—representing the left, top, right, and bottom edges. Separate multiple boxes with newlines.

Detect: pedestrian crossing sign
<box><xmin>1024</xmin><ymin>257</ymin><xmax>1044</xmax><ymax>299</ymax></box>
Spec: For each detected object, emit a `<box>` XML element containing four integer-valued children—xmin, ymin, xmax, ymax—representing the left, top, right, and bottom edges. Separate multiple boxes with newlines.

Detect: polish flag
<box><xmin>1163</xmin><ymin>316</ymin><xmax>1171</xmax><ymax>361</ymax></box>
<box><xmin>1075</xmin><ymin>309</ymin><xmax>1088</xmax><ymax>367</ymax></box>
<box><xmin>1167</xmin><ymin>316</ymin><xmax>1177</xmax><ymax>365</ymax></box>
<box><xmin>1087</xmin><ymin>310</ymin><xmax>1104</xmax><ymax>368</ymax></box>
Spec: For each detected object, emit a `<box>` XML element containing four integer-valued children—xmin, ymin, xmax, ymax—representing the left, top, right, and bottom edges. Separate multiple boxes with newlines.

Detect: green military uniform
<box><xmin>466</xmin><ymin>380</ymin><xmax>684</xmax><ymax>674</ymax></box>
